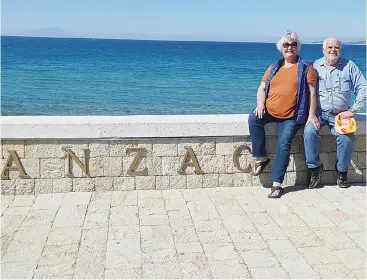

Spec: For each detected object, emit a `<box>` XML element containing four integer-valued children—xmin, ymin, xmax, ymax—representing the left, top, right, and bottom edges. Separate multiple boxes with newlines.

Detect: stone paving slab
<box><xmin>1</xmin><ymin>184</ymin><xmax>366</xmax><ymax>279</ymax></box>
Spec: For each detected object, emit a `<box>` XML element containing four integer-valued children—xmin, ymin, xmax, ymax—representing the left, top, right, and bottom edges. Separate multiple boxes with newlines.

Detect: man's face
<box><xmin>323</xmin><ymin>38</ymin><xmax>341</xmax><ymax>65</ymax></box>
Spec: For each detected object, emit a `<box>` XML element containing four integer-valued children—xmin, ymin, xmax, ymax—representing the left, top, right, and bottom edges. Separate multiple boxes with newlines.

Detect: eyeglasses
<box><xmin>282</xmin><ymin>42</ymin><xmax>298</xmax><ymax>48</ymax></box>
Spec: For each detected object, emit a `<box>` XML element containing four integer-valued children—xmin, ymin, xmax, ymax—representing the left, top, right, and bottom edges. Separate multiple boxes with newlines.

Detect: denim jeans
<box><xmin>248</xmin><ymin>112</ymin><xmax>301</xmax><ymax>183</ymax></box>
<box><xmin>303</xmin><ymin>111</ymin><xmax>355</xmax><ymax>172</ymax></box>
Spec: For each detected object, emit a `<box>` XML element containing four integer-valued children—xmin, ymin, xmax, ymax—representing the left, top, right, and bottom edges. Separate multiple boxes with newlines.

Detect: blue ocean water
<box><xmin>1</xmin><ymin>36</ymin><xmax>366</xmax><ymax>116</ymax></box>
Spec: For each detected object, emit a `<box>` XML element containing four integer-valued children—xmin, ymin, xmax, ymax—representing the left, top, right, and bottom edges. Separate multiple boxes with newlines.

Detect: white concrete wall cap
<box><xmin>1</xmin><ymin>114</ymin><xmax>366</xmax><ymax>139</ymax></box>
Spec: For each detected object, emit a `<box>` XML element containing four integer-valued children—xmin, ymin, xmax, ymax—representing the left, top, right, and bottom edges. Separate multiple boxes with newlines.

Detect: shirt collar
<box><xmin>320</xmin><ymin>57</ymin><xmax>342</xmax><ymax>67</ymax></box>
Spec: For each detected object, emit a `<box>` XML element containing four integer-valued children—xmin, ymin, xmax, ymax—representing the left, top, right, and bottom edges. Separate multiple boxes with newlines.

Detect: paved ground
<box><xmin>1</xmin><ymin>184</ymin><xmax>366</xmax><ymax>279</ymax></box>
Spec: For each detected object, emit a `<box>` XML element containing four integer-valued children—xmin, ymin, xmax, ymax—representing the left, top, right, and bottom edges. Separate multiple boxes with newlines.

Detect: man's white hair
<box><xmin>323</xmin><ymin>37</ymin><xmax>342</xmax><ymax>50</ymax></box>
<box><xmin>276</xmin><ymin>31</ymin><xmax>301</xmax><ymax>53</ymax></box>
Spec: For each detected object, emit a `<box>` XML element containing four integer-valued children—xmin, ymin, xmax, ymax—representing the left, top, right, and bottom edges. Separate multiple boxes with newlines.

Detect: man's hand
<box><xmin>254</xmin><ymin>104</ymin><xmax>265</xmax><ymax>119</ymax></box>
<box><xmin>338</xmin><ymin>110</ymin><xmax>355</xmax><ymax>119</ymax></box>
<box><xmin>306</xmin><ymin>115</ymin><xmax>320</xmax><ymax>130</ymax></box>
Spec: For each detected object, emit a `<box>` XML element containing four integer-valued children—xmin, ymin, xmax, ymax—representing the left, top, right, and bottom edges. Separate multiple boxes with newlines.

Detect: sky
<box><xmin>1</xmin><ymin>0</ymin><xmax>366</xmax><ymax>42</ymax></box>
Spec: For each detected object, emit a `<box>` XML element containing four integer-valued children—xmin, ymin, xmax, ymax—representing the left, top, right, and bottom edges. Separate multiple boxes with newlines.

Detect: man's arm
<box><xmin>350</xmin><ymin>61</ymin><xmax>366</xmax><ymax>112</ymax></box>
<box><xmin>339</xmin><ymin>61</ymin><xmax>366</xmax><ymax>119</ymax></box>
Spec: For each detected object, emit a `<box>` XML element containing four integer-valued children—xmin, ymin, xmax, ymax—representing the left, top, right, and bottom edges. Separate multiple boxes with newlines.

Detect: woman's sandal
<box><xmin>268</xmin><ymin>187</ymin><xmax>283</xmax><ymax>199</ymax></box>
<box><xmin>251</xmin><ymin>158</ymin><xmax>270</xmax><ymax>176</ymax></box>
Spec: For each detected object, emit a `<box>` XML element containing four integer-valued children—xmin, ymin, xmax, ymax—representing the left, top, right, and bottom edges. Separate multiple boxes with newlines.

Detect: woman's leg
<box><xmin>248</xmin><ymin>112</ymin><xmax>274</xmax><ymax>157</ymax></box>
<box><xmin>270</xmin><ymin>119</ymin><xmax>301</xmax><ymax>184</ymax></box>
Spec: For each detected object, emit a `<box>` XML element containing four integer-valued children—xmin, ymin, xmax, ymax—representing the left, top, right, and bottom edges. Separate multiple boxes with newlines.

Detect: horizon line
<box><xmin>0</xmin><ymin>35</ymin><xmax>321</xmax><ymax>44</ymax></box>
<box><xmin>2</xmin><ymin>35</ymin><xmax>366</xmax><ymax>45</ymax></box>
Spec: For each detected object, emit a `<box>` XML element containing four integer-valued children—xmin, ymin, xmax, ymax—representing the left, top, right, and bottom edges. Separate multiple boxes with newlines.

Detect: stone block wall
<box><xmin>1</xmin><ymin>135</ymin><xmax>366</xmax><ymax>195</ymax></box>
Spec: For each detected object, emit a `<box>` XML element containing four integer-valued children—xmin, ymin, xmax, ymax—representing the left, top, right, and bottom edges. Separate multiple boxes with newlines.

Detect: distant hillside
<box><xmin>344</xmin><ymin>41</ymin><xmax>366</xmax><ymax>45</ymax></box>
<box><xmin>311</xmin><ymin>40</ymin><xmax>366</xmax><ymax>45</ymax></box>
<box><xmin>14</xmin><ymin>27</ymin><xmax>75</xmax><ymax>38</ymax></box>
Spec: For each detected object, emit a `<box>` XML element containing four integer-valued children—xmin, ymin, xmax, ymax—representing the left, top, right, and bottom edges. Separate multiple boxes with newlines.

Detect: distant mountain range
<box><xmin>311</xmin><ymin>40</ymin><xmax>366</xmax><ymax>45</ymax></box>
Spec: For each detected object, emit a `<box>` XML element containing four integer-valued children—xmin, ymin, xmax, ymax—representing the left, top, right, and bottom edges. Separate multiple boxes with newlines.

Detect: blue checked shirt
<box><xmin>313</xmin><ymin>57</ymin><xmax>366</xmax><ymax>114</ymax></box>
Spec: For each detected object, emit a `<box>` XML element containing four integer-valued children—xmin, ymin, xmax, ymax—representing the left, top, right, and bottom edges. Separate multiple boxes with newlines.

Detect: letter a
<box><xmin>178</xmin><ymin>147</ymin><xmax>203</xmax><ymax>174</ymax></box>
<box><xmin>1</xmin><ymin>150</ymin><xmax>28</xmax><ymax>179</ymax></box>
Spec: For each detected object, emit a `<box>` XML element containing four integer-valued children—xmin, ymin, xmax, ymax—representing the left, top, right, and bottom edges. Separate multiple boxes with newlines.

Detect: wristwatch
<box><xmin>349</xmin><ymin>108</ymin><xmax>357</xmax><ymax>114</ymax></box>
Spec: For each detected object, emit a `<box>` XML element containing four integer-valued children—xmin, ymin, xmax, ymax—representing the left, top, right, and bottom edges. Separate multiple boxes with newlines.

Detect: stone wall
<box><xmin>1</xmin><ymin>115</ymin><xmax>366</xmax><ymax>194</ymax></box>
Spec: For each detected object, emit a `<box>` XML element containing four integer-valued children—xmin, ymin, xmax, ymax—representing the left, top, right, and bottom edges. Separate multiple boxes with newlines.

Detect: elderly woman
<box><xmin>248</xmin><ymin>31</ymin><xmax>319</xmax><ymax>198</ymax></box>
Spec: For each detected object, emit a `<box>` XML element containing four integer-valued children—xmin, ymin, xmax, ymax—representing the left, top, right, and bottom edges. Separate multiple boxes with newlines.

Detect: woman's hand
<box><xmin>306</xmin><ymin>115</ymin><xmax>320</xmax><ymax>130</ymax></box>
<box><xmin>254</xmin><ymin>104</ymin><xmax>265</xmax><ymax>119</ymax></box>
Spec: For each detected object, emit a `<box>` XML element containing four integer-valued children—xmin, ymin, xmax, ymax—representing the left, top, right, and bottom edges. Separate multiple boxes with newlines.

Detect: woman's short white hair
<box><xmin>276</xmin><ymin>31</ymin><xmax>301</xmax><ymax>53</ymax></box>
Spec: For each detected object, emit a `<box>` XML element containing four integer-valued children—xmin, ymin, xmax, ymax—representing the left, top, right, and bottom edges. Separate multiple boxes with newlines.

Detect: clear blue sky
<box><xmin>2</xmin><ymin>0</ymin><xmax>366</xmax><ymax>42</ymax></box>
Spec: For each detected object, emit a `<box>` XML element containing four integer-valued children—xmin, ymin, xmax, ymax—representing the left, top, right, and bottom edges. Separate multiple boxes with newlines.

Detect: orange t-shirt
<box><xmin>261</xmin><ymin>63</ymin><xmax>317</xmax><ymax>119</ymax></box>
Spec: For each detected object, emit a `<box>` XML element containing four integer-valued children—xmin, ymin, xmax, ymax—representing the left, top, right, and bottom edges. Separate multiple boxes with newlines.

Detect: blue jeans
<box><xmin>303</xmin><ymin>111</ymin><xmax>355</xmax><ymax>172</ymax></box>
<box><xmin>249</xmin><ymin>112</ymin><xmax>301</xmax><ymax>183</ymax></box>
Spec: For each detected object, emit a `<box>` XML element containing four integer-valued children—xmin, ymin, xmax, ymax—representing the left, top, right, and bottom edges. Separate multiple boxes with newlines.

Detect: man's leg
<box><xmin>304</xmin><ymin>123</ymin><xmax>321</xmax><ymax>168</ymax></box>
<box><xmin>334</xmin><ymin>133</ymin><xmax>355</xmax><ymax>172</ymax></box>
<box><xmin>329</xmin><ymin>115</ymin><xmax>356</xmax><ymax>187</ymax></box>
<box><xmin>303</xmin><ymin>111</ymin><xmax>329</xmax><ymax>189</ymax></box>
<box><xmin>303</xmin><ymin>123</ymin><xmax>324</xmax><ymax>188</ymax></box>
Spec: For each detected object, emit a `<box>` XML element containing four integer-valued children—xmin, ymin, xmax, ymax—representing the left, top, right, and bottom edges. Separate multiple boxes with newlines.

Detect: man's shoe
<box><xmin>335</xmin><ymin>164</ymin><xmax>348</xmax><ymax>188</ymax></box>
<box><xmin>308</xmin><ymin>164</ymin><xmax>324</xmax><ymax>189</ymax></box>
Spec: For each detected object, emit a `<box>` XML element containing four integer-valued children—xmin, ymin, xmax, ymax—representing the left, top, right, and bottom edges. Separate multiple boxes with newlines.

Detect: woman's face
<box><xmin>281</xmin><ymin>40</ymin><xmax>298</xmax><ymax>60</ymax></box>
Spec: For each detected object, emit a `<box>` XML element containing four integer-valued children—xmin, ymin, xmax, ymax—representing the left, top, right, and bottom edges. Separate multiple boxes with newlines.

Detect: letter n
<box><xmin>63</xmin><ymin>148</ymin><xmax>90</xmax><ymax>177</ymax></box>
<box><xmin>1</xmin><ymin>150</ymin><xmax>29</xmax><ymax>179</ymax></box>
<box><xmin>178</xmin><ymin>147</ymin><xmax>203</xmax><ymax>174</ymax></box>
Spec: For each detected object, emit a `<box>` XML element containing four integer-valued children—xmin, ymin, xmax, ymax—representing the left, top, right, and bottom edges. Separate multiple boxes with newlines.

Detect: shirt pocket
<box><xmin>340</xmin><ymin>73</ymin><xmax>350</xmax><ymax>91</ymax></box>
<box><xmin>318</xmin><ymin>74</ymin><xmax>329</xmax><ymax>91</ymax></box>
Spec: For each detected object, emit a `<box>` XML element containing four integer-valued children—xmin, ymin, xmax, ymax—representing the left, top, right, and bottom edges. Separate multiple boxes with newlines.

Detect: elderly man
<box><xmin>304</xmin><ymin>37</ymin><xmax>366</xmax><ymax>188</ymax></box>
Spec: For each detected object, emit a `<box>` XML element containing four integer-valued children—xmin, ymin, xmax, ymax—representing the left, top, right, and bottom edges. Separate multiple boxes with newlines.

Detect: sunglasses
<box><xmin>283</xmin><ymin>42</ymin><xmax>298</xmax><ymax>48</ymax></box>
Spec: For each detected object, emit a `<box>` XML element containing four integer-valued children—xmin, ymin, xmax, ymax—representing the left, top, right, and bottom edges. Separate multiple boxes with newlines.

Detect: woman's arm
<box><xmin>254</xmin><ymin>82</ymin><xmax>266</xmax><ymax>118</ymax></box>
<box><xmin>307</xmin><ymin>82</ymin><xmax>320</xmax><ymax>129</ymax></box>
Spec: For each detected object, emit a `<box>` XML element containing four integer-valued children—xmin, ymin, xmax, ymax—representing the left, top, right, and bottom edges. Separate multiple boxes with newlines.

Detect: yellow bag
<box><xmin>334</xmin><ymin>115</ymin><xmax>357</xmax><ymax>135</ymax></box>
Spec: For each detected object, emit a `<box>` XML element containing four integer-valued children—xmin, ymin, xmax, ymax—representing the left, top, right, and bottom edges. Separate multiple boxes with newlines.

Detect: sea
<box><xmin>1</xmin><ymin>36</ymin><xmax>366</xmax><ymax>116</ymax></box>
